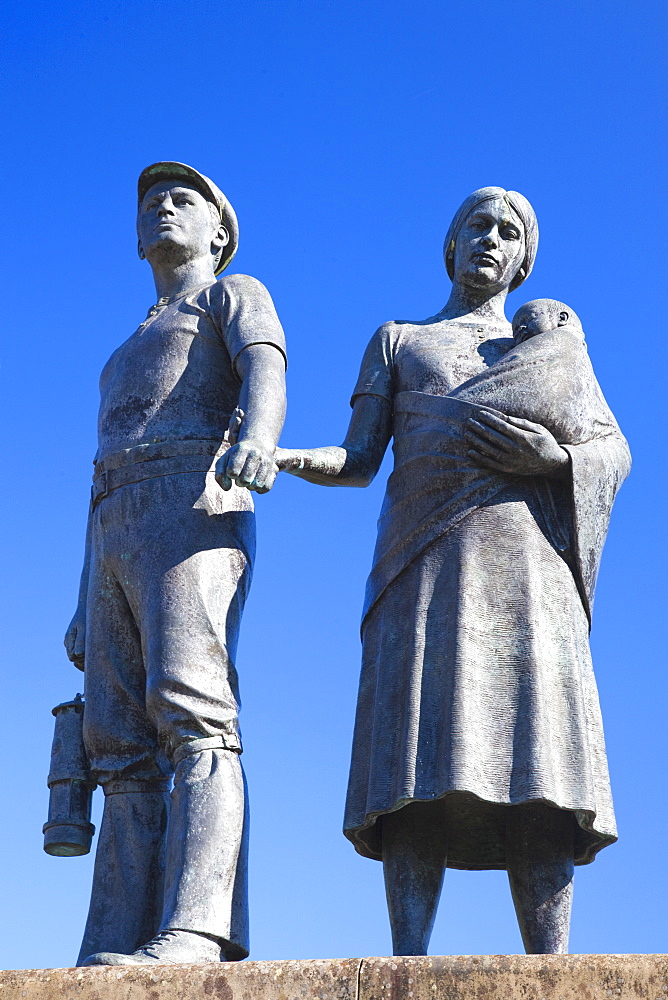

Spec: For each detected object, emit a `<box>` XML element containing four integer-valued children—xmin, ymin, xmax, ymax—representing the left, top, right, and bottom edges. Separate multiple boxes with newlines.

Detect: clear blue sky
<box><xmin>1</xmin><ymin>0</ymin><xmax>666</xmax><ymax>971</ymax></box>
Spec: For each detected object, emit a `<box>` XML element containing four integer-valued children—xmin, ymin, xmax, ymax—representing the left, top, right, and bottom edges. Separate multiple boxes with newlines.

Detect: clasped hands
<box><xmin>216</xmin><ymin>438</ymin><xmax>280</xmax><ymax>494</ymax></box>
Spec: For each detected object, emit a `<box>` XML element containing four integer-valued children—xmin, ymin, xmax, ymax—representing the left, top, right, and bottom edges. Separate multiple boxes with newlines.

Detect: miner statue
<box><xmin>64</xmin><ymin>162</ymin><xmax>287</xmax><ymax>965</ymax></box>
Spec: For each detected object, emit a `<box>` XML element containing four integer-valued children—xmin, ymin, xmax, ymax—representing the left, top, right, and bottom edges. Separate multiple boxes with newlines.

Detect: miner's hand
<box><xmin>216</xmin><ymin>439</ymin><xmax>279</xmax><ymax>493</ymax></box>
<box><xmin>64</xmin><ymin>608</ymin><xmax>86</xmax><ymax>672</ymax></box>
<box><xmin>465</xmin><ymin>409</ymin><xmax>569</xmax><ymax>477</ymax></box>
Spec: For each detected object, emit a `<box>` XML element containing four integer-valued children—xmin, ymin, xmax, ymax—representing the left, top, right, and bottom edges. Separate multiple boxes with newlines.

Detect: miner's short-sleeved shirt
<box><xmin>97</xmin><ymin>273</ymin><xmax>287</xmax><ymax>461</ymax></box>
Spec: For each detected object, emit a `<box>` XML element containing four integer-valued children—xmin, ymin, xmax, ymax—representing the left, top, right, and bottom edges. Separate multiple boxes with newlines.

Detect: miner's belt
<box><xmin>95</xmin><ymin>436</ymin><xmax>232</xmax><ymax>473</ymax></box>
<box><xmin>91</xmin><ymin>450</ymin><xmax>225</xmax><ymax>510</ymax></box>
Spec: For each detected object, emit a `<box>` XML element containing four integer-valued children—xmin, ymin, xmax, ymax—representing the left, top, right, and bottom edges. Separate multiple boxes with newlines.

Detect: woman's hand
<box><xmin>274</xmin><ymin>447</ymin><xmax>305</xmax><ymax>472</ymax></box>
<box><xmin>465</xmin><ymin>409</ymin><xmax>569</xmax><ymax>477</ymax></box>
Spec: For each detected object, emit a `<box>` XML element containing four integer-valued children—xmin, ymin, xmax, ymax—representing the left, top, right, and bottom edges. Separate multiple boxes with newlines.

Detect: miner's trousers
<box><xmin>78</xmin><ymin>469</ymin><xmax>255</xmax><ymax>963</ymax></box>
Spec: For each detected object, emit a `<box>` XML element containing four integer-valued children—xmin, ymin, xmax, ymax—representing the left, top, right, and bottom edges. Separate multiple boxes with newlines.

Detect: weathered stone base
<box><xmin>2</xmin><ymin>955</ymin><xmax>668</xmax><ymax>1000</ymax></box>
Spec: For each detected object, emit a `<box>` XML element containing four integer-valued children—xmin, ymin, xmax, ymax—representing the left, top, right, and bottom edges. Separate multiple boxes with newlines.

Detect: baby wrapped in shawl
<box><xmin>456</xmin><ymin>298</ymin><xmax>597</xmax><ymax>445</ymax></box>
<box><xmin>365</xmin><ymin>299</ymin><xmax>630</xmax><ymax>628</ymax></box>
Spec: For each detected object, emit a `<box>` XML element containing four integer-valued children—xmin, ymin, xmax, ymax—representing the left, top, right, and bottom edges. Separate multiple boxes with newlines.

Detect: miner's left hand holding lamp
<box><xmin>50</xmin><ymin>162</ymin><xmax>287</xmax><ymax>966</ymax></box>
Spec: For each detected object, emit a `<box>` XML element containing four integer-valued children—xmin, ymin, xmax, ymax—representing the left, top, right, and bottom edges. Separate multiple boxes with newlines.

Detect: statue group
<box><xmin>57</xmin><ymin>162</ymin><xmax>630</xmax><ymax>965</ymax></box>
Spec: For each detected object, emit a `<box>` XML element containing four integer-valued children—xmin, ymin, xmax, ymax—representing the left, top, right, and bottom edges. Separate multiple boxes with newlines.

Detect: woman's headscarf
<box><xmin>443</xmin><ymin>186</ymin><xmax>538</xmax><ymax>293</ymax></box>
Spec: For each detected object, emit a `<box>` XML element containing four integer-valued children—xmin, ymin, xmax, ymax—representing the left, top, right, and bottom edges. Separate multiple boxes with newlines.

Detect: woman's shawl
<box><xmin>363</xmin><ymin>329</ymin><xmax>631</xmax><ymax>626</ymax></box>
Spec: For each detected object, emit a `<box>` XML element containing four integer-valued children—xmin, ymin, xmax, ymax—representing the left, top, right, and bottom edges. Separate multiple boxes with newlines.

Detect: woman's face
<box><xmin>452</xmin><ymin>197</ymin><xmax>525</xmax><ymax>293</ymax></box>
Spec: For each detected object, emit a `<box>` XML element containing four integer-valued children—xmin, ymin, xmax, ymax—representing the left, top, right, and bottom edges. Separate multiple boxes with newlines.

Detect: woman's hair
<box><xmin>443</xmin><ymin>186</ymin><xmax>539</xmax><ymax>292</ymax></box>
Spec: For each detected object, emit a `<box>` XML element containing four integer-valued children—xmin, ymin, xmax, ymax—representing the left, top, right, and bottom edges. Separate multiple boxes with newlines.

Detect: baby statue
<box><xmin>512</xmin><ymin>298</ymin><xmax>584</xmax><ymax>344</ymax></box>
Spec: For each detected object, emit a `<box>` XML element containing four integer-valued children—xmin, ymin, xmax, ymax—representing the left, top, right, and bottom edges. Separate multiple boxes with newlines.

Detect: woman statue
<box><xmin>272</xmin><ymin>188</ymin><xmax>630</xmax><ymax>955</ymax></box>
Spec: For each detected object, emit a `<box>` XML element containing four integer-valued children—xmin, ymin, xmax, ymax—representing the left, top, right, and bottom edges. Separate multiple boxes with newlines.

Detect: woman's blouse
<box><xmin>351</xmin><ymin>316</ymin><xmax>513</xmax><ymax>403</ymax></box>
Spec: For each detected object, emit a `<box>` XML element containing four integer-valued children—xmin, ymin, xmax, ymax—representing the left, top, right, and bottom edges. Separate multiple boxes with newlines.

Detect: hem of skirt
<box><xmin>343</xmin><ymin>789</ymin><xmax>618</xmax><ymax>869</ymax></box>
<box><xmin>221</xmin><ymin>939</ymin><xmax>249</xmax><ymax>962</ymax></box>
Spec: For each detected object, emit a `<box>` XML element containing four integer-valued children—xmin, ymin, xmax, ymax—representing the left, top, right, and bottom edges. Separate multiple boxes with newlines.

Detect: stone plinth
<box><xmin>2</xmin><ymin>956</ymin><xmax>668</xmax><ymax>1000</ymax></box>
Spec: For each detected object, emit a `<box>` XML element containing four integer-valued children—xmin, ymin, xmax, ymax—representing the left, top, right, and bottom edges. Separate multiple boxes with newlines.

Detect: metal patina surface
<box><xmin>275</xmin><ymin>187</ymin><xmax>630</xmax><ymax>956</ymax></box>
<box><xmin>60</xmin><ymin>162</ymin><xmax>288</xmax><ymax>966</ymax></box>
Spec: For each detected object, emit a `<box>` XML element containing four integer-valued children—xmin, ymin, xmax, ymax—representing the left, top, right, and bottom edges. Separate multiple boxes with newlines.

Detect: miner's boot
<box><xmin>82</xmin><ymin>740</ymin><xmax>248</xmax><ymax>966</ymax></box>
<box><xmin>77</xmin><ymin>781</ymin><xmax>170</xmax><ymax>965</ymax></box>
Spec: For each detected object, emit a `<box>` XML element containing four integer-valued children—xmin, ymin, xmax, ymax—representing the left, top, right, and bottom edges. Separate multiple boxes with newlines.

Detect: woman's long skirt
<box><xmin>343</xmin><ymin>487</ymin><xmax>617</xmax><ymax>868</ymax></box>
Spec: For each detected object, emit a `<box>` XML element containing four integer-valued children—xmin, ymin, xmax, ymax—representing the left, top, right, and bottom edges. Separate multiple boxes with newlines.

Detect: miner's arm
<box><xmin>216</xmin><ymin>343</ymin><xmax>287</xmax><ymax>493</ymax></box>
<box><xmin>275</xmin><ymin>393</ymin><xmax>392</xmax><ymax>487</ymax></box>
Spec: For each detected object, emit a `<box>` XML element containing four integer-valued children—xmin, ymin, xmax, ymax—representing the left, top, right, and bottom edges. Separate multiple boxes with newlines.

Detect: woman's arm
<box><xmin>276</xmin><ymin>393</ymin><xmax>392</xmax><ymax>487</ymax></box>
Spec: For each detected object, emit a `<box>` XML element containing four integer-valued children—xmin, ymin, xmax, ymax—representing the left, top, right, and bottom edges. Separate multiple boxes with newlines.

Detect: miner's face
<box><xmin>452</xmin><ymin>197</ymin><xmax>525</xmax><ymax>294</ymax></box>
<box><xmin>137</xmin><ymin>181</ymin><xmax>227</xmax><ymax>269</ymax></box>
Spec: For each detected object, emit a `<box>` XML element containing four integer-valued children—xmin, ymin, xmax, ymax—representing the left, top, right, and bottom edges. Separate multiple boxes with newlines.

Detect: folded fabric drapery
<box><xmin>364</xmin><ymin>331</ymin><xmax>630</xmax><ymax>626</ymax></box>
<box><xmin>346</xmin><ymin>329</ymin><xmax>629</xmax><ymax>868</ymax></box>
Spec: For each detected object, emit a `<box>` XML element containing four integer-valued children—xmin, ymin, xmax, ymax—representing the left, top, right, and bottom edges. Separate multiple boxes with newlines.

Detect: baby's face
<box><xmin>512</xmin><ymin>303</ymin><xmax>559</xmax><ymax>343</ymax></box>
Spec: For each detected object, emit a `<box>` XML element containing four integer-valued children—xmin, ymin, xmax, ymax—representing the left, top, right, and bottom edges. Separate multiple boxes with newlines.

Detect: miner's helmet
<box><xmin>137</xmin><ymin>161</ymin><xmax>239</xmax><ymax>276</ymax></box>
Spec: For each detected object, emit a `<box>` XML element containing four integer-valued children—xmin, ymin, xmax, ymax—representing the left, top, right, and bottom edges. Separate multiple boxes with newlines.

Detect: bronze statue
<box><xmin>64</xmin><ymin>162</ymin><xmax>287</xmax><ymax>965</ymax></box>
<box><xmin>272</xmin><ymin>187</ymin><xmax>630</xmax><ymax>955</ymax></box>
